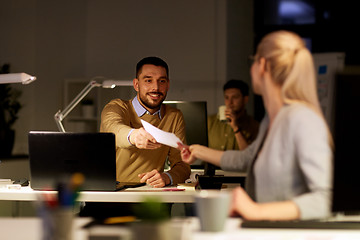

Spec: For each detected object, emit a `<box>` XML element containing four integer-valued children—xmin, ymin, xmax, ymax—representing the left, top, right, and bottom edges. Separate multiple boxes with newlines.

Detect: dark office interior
<box><xmin>254</xmin><ymin>0</ymin><xmax>359</xmax><ymax>65</ymax></box>
<box><xmin>253</xmin><ymin>0</ymin><xmax>360</xmax><ymax>121</ymax></box>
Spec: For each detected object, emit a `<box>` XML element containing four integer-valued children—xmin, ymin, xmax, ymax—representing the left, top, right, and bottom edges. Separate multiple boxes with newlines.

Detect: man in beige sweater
<box><xmin>100</xmin><ymin>56</ymin><xmax>190</xmax><ymax>187</ymax></box>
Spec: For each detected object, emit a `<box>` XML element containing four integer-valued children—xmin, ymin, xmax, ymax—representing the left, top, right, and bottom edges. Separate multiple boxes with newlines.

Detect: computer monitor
<box><xmin>164</xmin><ymin>101</ymin><xmax>209</xmax><ymax>166</ymax></box>
<box><xmin>332</xmin><ymin>72</ymin><xmax>360</xmax><ymax>214</ymax></box>
<box><xmin>164</xmin><ymin>101</ymin><xmax>219</xmax><ymax>178</ymax></box>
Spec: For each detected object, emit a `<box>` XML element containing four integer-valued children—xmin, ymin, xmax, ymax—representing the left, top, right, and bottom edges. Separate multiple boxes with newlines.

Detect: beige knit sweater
<box><xmin>100</xmin><ymin>99</ymin><xmax>191</xmax><ymax>184</ymax></box>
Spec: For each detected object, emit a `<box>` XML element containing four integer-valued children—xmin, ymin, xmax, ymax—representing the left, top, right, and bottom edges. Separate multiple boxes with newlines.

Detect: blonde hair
<box><xmin>256</xmin><ymin>30</ymin><xmax>333</xmax><ymax>146</ymax></box>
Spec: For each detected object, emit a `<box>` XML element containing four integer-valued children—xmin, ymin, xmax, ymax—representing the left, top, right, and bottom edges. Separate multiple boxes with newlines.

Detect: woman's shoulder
<box><xmin>281</xmin><ymin>103</ymin><xmax>326</xmax><ymax>129</ymax></box>
<box><xmin>283</xmin><ymin>103</ymin><xmax>320</xmax><ymax>118</ymax></box>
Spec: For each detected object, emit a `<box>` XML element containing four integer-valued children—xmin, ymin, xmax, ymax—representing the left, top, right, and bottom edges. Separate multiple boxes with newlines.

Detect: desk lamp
<box><xmin>54</xmin><ymin>77</ymin><xmax>133</xmax><ymax>132</ymax></box>
<box><xmin>0</xmin><ymin>73</ymin><xmax>36</xmax><ymax>84</ymax></box>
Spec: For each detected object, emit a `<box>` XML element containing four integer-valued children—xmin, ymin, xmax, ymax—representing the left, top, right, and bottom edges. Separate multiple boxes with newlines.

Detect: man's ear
<box><xmin>133</xmin><ymin>78</ymin><xmax>139</xmax><ymax>92</ymax></box>
<box><xmin>243</xmin><ymin>95</ymin><xmax>249</xmax><ymax>105</ymax></box>
<box><xmin>166</xmin><ymin>78</ymin><xmax>170</xmax><ymax>91</ymax></box>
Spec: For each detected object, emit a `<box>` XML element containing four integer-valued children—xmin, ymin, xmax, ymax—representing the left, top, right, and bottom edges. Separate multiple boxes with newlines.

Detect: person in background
<box><xmin>179</xmin><ymin>30</ymin><xmax>333</xmax><ymax>221</ymax></box>
<box><xmin>208</xmin><ymin>79</ymin><xmax>259</xmax><ymax>150</ymax></box>
<box><xmin>101</xmin><ymin>56</ymin><xmax>190</xmax><ymax>187</ymax></box>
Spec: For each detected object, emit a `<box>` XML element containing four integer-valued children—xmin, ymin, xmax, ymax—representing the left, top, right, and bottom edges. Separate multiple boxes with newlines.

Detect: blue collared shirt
<box><xmin>132</xmin><ymin>96</ymin><xmax>162</xmax><ymax>119</ymax></box>
<box><xmin>128</xmin><ymin>96</ymin><xmax>162</xmax><ymax>140</ymax></box>
<box><xmin>128</xmin><ymin>96</ymin><xmax>173</xmax><ymax>185</ymax></box>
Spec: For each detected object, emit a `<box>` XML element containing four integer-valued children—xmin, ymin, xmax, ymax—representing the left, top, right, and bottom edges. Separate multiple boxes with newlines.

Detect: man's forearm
<box><xmin>166</xmin><ymin>161</ymin><xmax>191</xmax><ymax>184</ymax></box>
<box><xmin>234</xmin><ymin>130</ymin><xmax>249</xmax><ymax>150</ymax></box>
<box><xmin>161</xmin><ymin>172</ymin><xmax>172</xmax><ymax>186</ymax></box>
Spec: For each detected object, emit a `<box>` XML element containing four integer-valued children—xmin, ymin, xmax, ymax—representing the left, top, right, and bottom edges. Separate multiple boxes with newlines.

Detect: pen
<box><xmin>162</xmin><ymin>188</ymin><xmax>185</xmax><ymax>191</ymax></box>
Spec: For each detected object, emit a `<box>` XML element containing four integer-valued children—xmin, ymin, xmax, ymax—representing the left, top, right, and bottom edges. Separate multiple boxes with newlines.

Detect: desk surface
<box><xmin>0</xmin><ymin>169</ymin><xmax>245</xmax><ymax>203</ymax></box>
<box><xmin>2</xmin><ymin>217</ymin><xmax>360</xmax><ymax>240</ymax></box>
<box><xmin>0</xmin><ymin>186</ymin><xmax>197</xmax><ymax>203</ymax></box>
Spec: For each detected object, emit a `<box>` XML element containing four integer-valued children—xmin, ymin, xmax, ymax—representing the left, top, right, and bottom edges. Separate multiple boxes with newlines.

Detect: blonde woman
<box><xmin>178</xmin><ymin>31</ymin><xmax>333</xmax><ymax>221</ymax></box>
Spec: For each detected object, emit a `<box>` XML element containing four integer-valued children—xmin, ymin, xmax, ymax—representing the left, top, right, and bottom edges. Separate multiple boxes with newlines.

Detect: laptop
<box><xmin>28</xmin><ymin>131</ymin><xmax>117</xmax><ymax>191</ymax></box>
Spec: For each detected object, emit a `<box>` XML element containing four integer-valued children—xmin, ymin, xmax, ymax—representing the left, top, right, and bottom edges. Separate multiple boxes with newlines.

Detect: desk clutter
<box><xmin>85</xmin><ymin>217</ymin><xmax>198</xmax><ymax>240</ymax></box>
<box><xmin>2</xmin><ymin>180</ymin><xmax>360</xmax><ymax>240</ymax></box>
<box><xmin>0</xmin><ymin>178</ymin><xmax>29</xmax><ymax>190</ymax></box>
<box><xmin>36</xmin><ymin>173</ymin><xmax>84</xmax><ymax>240</ymax></box>
<box><xmin>83</xmin><ymin>197</ymin><xmax>176</xmax><ymax>240</ymax></box>
<box><xmin>4</xmin><ymin>216</ymin><xmax>360</xmax><ymax>240</ymax></box>
<box><xmin>0</xmin><ymin>179</ymin><xmax>15</xmax><ymax>189</ymax></box>
<box><xmin>82</xmin><ymin>191</ymin><xmax>232</xmax><ymax>240</ymax></box>
<box><xmin>0</xmin><ymin>178</ymin><xmax>29</xmax><ymax>189</ymax></box>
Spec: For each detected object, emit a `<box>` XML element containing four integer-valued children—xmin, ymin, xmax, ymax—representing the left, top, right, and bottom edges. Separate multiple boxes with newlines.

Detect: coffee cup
<box><xmin>194</xmin><ymin>190</ymin><xmax>231</xmax><ymax>232</ymax></box>
<box><xmin>218</xmin><ymin>105</ymin><xmax>227</xmax><ymax>122</ymax></box>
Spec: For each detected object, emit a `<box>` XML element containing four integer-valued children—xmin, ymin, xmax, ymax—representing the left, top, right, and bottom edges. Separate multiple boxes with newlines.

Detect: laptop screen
<box><xmin>28</xmin><ymin>131</ymin><xmax>116</xmax><ymax>191</ymax></box>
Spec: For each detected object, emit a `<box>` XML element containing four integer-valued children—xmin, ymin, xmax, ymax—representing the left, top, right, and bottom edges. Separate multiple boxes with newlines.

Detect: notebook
<box><xmin>28</xmin><ymin>131</ymin><xmax>117</xmax><ymax>191</ymax></box>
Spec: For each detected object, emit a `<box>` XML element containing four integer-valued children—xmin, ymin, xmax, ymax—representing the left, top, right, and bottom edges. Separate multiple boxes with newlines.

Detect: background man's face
<box><xmin>224</xmin><ymin>88</ymin><xmax>247</xmax><ymax>113</ymax></box>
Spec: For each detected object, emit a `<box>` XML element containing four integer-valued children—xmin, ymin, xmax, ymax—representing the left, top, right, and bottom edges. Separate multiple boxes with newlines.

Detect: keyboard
<box><xmin>241</xmin><ymin>220</ymin><xmax>360</xmax><ymax>229</ymax></box>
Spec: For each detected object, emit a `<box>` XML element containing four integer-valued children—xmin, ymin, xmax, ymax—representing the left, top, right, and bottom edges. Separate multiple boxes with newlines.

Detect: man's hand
<box><xmin>138</xmin><ymin>169</ymin><xmax>170</xmax><ymax>188</ymax></box>
<box><xmin>129</xmin><ymin>127</ymin><xmax>161</xmax><ymax>149</ymax></box>
<box><xmin>225</xmin><ymin>108</ymin><xmax>239</xmax><ymax>131</ymax></box>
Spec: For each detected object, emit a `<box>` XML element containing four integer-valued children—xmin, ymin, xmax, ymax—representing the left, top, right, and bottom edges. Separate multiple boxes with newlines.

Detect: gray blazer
<box><xmin>220</xmin><ymin>104</ymin><xmax>333</xmax><ymax>220</ymax></box>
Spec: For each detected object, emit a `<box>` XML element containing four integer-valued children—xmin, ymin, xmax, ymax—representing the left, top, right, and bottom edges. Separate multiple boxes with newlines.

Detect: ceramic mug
<box><xmin>218</xmin><ymin>105</ymin><xmax>227</xmax><ymax>122</ymax></box>
<box><xmin>195</xmin><ymin>190</ymin><xmax>231</xmax><ymax>232</ymax></box>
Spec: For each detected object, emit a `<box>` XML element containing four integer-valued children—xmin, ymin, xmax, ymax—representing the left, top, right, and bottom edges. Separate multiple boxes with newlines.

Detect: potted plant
<box><xmin>131</xmin><ymin>197</ymin><xmax>171</xmax><ymax>240</ymax></box>
<box><xmin>0</xmin><ymin>64</ymin><xmax>22</xmax><ymax>157</ymax></box>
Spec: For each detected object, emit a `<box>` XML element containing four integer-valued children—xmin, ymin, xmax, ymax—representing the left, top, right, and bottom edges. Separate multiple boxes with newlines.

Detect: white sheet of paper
<box><xmin>140</xmin><ymin>119</ymin><xmax>183</xmax><ymax>148</ymax></box>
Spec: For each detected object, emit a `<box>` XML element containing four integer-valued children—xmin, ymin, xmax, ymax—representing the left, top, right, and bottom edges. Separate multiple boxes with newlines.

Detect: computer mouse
<box><xmin>13</xmin><ymin>178</ymin><xmax>29</xmax><ymax>187</ymax></box>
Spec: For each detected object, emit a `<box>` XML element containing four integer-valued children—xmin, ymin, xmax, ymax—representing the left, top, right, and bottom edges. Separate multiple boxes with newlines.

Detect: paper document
<box><xmin>124</xmin><ymin>184</ymin><xmax>185</xmax><ymax>192</ymax></box>
<box><xmin>140</xmin><ymin>119</ymin><xmax>183</xmax><ymax>148</ymax></box>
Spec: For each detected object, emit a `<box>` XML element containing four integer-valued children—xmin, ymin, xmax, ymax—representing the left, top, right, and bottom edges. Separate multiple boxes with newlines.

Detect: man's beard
<box><xmin>234</xmin><ymin>105</ymin><xmax>246</xmax><ymax>116</ymax></box>
<box><xmin>139</xmin><ymin>91</ymin><xmax>167</xmax><ymax>110</ymax></box>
